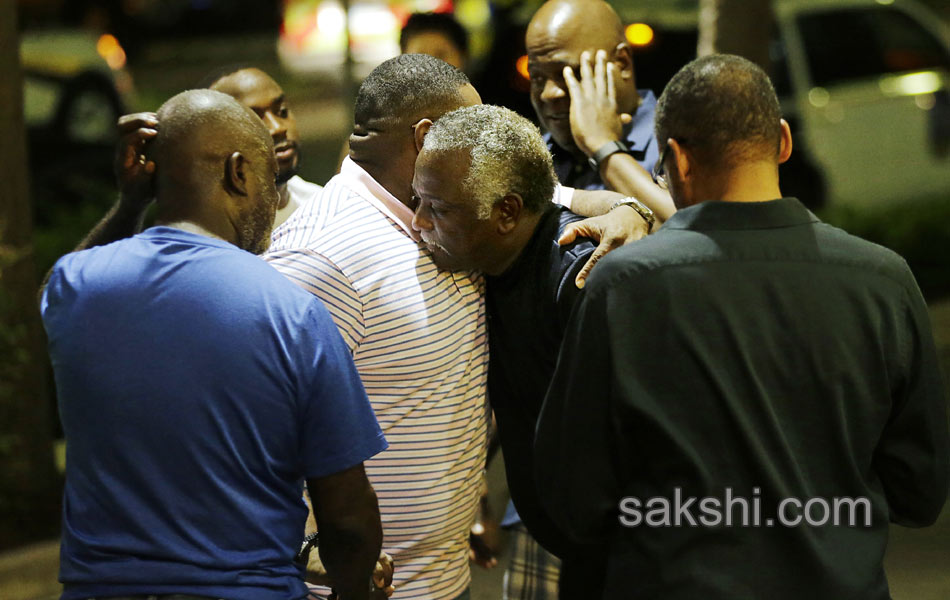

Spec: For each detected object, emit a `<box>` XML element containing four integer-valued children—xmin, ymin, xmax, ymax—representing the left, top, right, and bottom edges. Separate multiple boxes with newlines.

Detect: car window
<box><xmin>797</xmin><ymin>6</ymin><xmax>950</xmax><ymax>87</ymax></box>
<box><xmin>633</xmin><ymin>25</ymin><xmax>793</xmax><ymax>100</ymax></box>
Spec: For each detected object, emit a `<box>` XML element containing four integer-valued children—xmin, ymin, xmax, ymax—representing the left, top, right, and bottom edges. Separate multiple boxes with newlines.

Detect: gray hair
<box><xmin>423</xmin><ymin>104</ymin><xmax>556</xmax><ymax>219</ymax></box>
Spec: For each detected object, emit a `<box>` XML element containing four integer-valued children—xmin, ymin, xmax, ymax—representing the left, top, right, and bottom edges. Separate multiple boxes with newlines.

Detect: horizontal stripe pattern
<box><xmin>268</xmin><ymin>166</ymin><xmax>489</xmax><ymax>600</ymax></box>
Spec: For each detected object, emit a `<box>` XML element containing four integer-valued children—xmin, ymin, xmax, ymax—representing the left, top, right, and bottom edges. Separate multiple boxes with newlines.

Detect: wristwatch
<box><xmin>588</xmin><ymin>140</ymin><xmax>630</xmax><ymax>171</ymax></box>
<box><xmin>610</xmin><ymin>197</ymin><xmax>655</xmax><ymax>232</ymax></box>
<box><xmin>295</xmin><ymin>531</ymin><xmax>320</xmax><ymax>564</ymax></box>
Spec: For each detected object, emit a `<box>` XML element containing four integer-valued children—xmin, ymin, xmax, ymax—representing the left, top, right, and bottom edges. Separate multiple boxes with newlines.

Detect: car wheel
<box><xmin>53</xmin><ymin>72</ymin><xmax>123</xmax><ymax>146</ymax></box>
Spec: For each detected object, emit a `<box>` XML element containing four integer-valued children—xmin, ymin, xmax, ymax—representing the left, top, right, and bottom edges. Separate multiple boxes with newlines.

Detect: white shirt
<box><xmin>274</xmin><ymin>175</ymin><xmax>323</xmax><ymax>229</ymax></box>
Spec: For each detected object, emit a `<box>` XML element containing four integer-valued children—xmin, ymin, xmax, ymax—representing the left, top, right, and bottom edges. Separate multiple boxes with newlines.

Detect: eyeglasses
<box><xmin>652</xmin><ymin>143</ymin><xmax>672</xmax><ymax>191</ymax></box>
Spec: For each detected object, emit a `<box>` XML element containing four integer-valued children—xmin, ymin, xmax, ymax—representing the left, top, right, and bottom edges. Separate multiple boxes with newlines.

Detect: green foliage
<box><xmin>819</xmin><ymin>195</ymin><xmax>950</xmax><ymax>300</ymax></box>
<box><xmin>0</xmin><ymin>289</ymin><xmax>31</xmax><ymax>407</ymax></box>
<box><xmin>32</xmin><ymin>179</ymin><xmax>115</xmax><ymax>280</ymax></box>
<box><xmin>0</xmin><ymin>277</ymin><xmax>61</xmax><ymax>550</ymax></box>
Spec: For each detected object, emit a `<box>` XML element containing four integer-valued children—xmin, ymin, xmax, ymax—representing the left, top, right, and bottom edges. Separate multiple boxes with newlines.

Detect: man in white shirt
<box><xmin>211</xmin><ymin>67</ymin><xmax>322</xmax><ymax>228</ymax></box>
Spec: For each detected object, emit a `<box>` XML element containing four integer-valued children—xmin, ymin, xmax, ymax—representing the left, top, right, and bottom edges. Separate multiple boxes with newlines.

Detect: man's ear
<box><xmin>613</xmin><ymin>43</ymin><xmax>634</xmax><ymax>82</ymax></box>
<box><xmin>778</xmin><ymin>118</ymin><xmax>793</xmax><ymax>164</ymax></box>
<box><xmin>495</xmin><ymin>193</ymin><xmax>524</xmax><ymax>235</ymax></box>
<box><xmin>225</xmin><ymin>151</ymin><xmax>248</xmax><ymax>196</ymax></box>
<box><xmin>413</xmin><ymin>119</ymin><xmax>434</xmax><ymax>153</ymax></box>
<box><xmin>668</xmin><ymin>138</ymin><xmax>691</xmax><ymax>181</ymax></box>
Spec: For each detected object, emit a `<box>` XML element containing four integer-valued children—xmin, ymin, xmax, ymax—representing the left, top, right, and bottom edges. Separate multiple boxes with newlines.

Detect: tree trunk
<box><xmin>0</xmin><ymin>0</ymin><xmax>61</xmax><ymax>550</ymax></box>
<box><xmin>697</xmin><ymin>0</ymin><xmax>774</xmax><ymax>71</ymax></box>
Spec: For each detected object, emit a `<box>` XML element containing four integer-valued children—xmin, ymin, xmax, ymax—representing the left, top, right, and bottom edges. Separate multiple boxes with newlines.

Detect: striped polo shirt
<box><xmin>265</xmin><ymin>157</ymin><xmax>489</xmax><ymax>600</ymax></box>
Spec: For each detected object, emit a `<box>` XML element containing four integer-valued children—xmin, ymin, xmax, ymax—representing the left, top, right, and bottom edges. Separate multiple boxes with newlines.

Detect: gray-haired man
<box><xmin>411</xmin><ymin>104</ymin><xmax>653</xmax><ymax>598</ymax></box>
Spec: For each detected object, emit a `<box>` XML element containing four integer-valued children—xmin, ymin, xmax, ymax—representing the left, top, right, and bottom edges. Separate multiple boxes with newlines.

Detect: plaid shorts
<box><xmin>503</xmin><ymin>522</ymin><xmax>562</xmax><ymax>600</ymax></box>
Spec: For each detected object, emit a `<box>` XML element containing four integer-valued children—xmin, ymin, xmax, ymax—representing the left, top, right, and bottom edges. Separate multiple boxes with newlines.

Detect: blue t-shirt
<box><xmin>41</xmin><ymin>226</ymin><xmax>387</xmax><ymax>600</ymax></box>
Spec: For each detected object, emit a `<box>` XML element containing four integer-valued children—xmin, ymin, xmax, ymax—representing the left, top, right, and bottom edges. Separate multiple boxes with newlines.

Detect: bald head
<box><xmin>526</xmin><ymin>0</ymin><xmax>638</xmax><ymax>153</ymax></box>
<box><xmin>527</xmin><ymin>0</ymin><xmax>626</xmax><ymax>53</ymax></box>
<box><xmin>153</xmin><ymin>89</ymin><xmax>272</xmax><ymax>185</ymax></box>
<box><xmin>209</xmin><ymin>68</ymin><xmax>300</xmax><ymax>184</ymax></box>
<box><xmin>152</xmin><ymin>89</ymin><xmax>278</xmax><ymax>254</ymax></box>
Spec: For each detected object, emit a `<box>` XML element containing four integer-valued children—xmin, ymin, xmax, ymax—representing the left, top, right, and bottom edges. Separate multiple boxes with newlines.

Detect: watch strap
<box><xmin>588</xmin><ymin>140</ymin><xmax>630</xmax><ymax>171</ymax></box>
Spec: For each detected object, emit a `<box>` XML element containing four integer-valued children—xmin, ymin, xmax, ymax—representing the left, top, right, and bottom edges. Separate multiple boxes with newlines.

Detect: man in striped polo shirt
<box><xmin>266</xmin><ymin>55</ymin><xmax>487</xmax><ymax>600</ymax></box>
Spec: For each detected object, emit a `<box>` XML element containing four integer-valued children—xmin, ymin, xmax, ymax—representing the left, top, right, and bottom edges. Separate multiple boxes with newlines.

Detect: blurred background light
<box><xmin>879</xmin><ymin>71</ymin><xmax>942</xmax><ymax>96</ymax></box>
<box><xmin>808</xmin><ymin>86</ymin><xmax>830</xmax><ymax>107</ymax></box>
<box><xmin>317</xmin><ymin>2</ymin><xmax>345</xmax><ymax>36</ymax></box>
<box><xmin>516</xmin><ymin>54</ymin><xmax>529</xmax><ymax>80</ymax></box>
<box><xmin>625</xmin><ymin>23</ymin><xmax>654</xmax><ymax>47</ymax></box>
<box><xmin>96</xmin><ymin>33</ymin><xmax>127</xmax><ymax>70</ymax></box>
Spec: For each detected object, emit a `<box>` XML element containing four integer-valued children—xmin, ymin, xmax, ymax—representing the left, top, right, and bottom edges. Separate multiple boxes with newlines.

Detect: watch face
<box><xmin>588</xmin><ymin>156</ymin><xmax>600</xmax><ymax>171</ymax></box>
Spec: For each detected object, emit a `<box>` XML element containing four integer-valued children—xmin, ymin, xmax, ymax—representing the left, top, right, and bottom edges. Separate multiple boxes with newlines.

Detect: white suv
<box><xmin>775</xmin><ymin>0</ymin><xmax>949</xmax><ymax>209</ymax></box>
<box><xmin>620</xmin><ymin>0</ymin><xmax>950</xmax><ymax>210</ymax></box>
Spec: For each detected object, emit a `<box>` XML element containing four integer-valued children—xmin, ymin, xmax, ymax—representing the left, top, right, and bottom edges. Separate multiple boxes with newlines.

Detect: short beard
<box><xmin>276</xmin><ymin>162</ymin><xmax>300</xmax><ymax>185</ymax></box>
<box><xmin>245</xmin><ymin>227</ymin><xmax>272</xmax><ymax>255</ymax></box>
<box><xmin>238</xmin><ymin>191</ymin><xmax>277</xmax><ymax>255</ymax></box>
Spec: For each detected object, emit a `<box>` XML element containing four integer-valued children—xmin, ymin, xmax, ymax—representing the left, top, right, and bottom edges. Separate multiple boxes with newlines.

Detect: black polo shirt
<box><xmin>486</xmin><ymin>203</ymin><xmax>594</xmax><ymax>559</ymax></box>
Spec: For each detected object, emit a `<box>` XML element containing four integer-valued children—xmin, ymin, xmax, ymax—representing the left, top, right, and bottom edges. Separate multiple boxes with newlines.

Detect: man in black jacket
<box><xmin>535</xmin><ymin>54</ymin><xmax>949</xmax><ymax>599</ymax></box>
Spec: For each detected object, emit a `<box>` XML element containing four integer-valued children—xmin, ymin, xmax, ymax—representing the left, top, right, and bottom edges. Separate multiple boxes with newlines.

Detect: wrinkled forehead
<box><xmin>527</xmin><ymin>10</ymin><xmax>617</xmax><ymax>60</ymax></box>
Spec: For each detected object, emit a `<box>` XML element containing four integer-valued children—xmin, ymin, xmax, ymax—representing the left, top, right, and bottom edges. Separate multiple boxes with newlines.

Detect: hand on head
<box><xmin>526</xmin><ymin>0</ymin><xmax>637</xmax><ymax>155</ymax></box>
<box><xmin>114</xmin><ymin>112</ymin><xmax>159</xmax><ymax>209</ymax></box>
<box><xmin>561</xmin><ymin>50</ymin><xmax>633</xmax><ymax>156</ymax></box>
